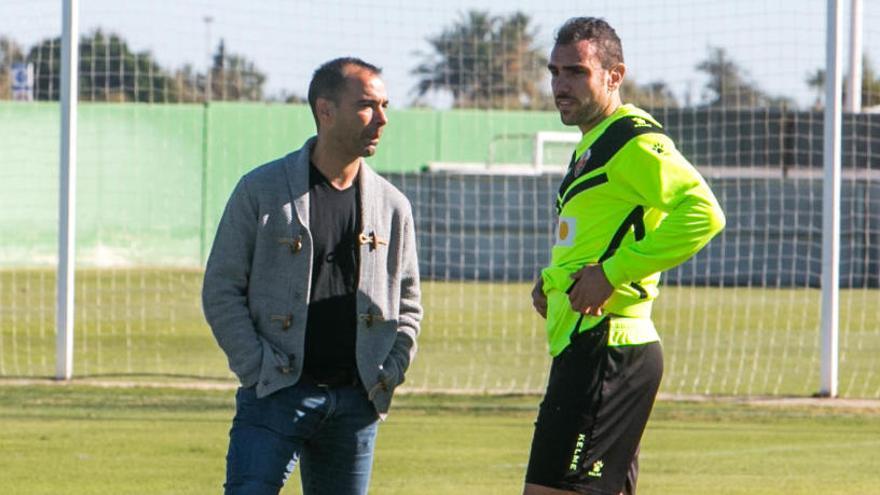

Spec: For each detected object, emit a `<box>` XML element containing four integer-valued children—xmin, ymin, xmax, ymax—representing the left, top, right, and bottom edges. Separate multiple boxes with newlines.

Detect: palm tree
<box><xmin>411</xmin><ymin>10</ymin><xmax>550</xmax><ymax>109</ymax></box>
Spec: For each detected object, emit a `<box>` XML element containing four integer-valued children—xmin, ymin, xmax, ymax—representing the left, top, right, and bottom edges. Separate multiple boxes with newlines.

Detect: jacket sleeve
<box><xmin>202</xmin><ymin>176</ymin><xmax>263</xmax><ymax>387</ymax></box>
<box><xmin>601</xmin><ymin>136</ymin><xmax>726</xmax><ymax>288</ymax></box>
<box><xmin>381</xmin><ymin>206</ymin><xmax>423</xmax><ymax>387</ymax></box>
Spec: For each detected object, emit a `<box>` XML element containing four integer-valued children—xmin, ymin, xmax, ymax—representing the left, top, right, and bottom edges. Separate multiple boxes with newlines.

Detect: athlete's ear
<box><xmin>608</xmin><ymin>63</ymin><xmax>626</xmax><ymax>93</ymax></box>
<box><xmin>315</xmin><ymin>97</ymin><xmax>336</xmax><ymax>128</ymax></box>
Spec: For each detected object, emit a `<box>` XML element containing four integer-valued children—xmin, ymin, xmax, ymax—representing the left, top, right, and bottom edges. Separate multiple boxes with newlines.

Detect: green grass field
<box><xmin>2</xmin><ymin>269</ymin><xmax>879</xmax><ymax>493</ymax></box>
<box><xmin>1</xmin><ymin>385</ymin><xmax>878</xmax><ymax>495</ymax></box>
<box><xmin>2</xmin><ymin>269</ymin><xmax>879</xmax><ymax>397</ymax></box>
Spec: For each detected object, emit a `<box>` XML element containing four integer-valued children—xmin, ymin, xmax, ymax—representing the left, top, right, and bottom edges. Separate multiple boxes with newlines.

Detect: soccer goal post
<box><xmin>2</xmin><ymin>0</ymin><xmax>878</xmax><ymax>399</ymax></box>
<box><xmin>56</xmin><ymin>0</ymin><xmax>78</xmax><ymax>380</ymax></box>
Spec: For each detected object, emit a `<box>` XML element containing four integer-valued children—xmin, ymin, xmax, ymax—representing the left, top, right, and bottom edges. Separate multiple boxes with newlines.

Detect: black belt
<box><xmin>300</xmin><ymin>368</ymin><xmax>360</xmax><ymax>388</ymax></box>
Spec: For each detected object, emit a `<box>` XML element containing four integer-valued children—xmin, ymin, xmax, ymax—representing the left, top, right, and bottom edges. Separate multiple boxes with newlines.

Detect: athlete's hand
<box><xmin>568</xmin><ymin>264</ymin><xmax>614</xmax><ymax>316</ymax></box>
<box><xmin>531</xmin><ymin>277</ymin><xmax>547</xmax><ymax>319</ymax></box>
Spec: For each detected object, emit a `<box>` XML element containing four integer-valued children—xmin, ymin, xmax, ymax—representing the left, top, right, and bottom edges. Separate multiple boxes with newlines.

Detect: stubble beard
<box><xmin>559</xmin><ymin>103</ymin><xmax>594</xmax><ymax>128</ymax></box>
<box><xmin>358</xmin><ymin>134</ymin><xmax>379</xmax><ymax>157</ymax></box>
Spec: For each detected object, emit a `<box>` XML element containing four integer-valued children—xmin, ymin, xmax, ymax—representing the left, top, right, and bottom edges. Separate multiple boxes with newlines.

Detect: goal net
<box><xmin>1</xmin><ymin>0</ymin><xmax>878</xmax><ymax>399</ymax></box>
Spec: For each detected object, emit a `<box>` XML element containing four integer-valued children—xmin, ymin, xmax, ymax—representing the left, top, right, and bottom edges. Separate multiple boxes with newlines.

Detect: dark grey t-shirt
<box><xmin>303</xmin><ymin>162</ymin><xmax>359</xmax><ymax>378</ymax></box>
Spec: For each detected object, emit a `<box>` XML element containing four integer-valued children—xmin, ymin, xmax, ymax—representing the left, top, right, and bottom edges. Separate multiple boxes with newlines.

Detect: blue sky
<box><xmin>2</xmin><ymin>0</ymin><xmax>877</xmax><ymax>108</ymax></box>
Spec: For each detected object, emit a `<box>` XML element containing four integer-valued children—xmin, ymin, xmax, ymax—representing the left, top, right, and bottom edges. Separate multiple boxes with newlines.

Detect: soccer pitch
<box><xmin>1</xmin><ymin>269</ymin><xmax>880</xmax><ymax>398</ymax></box>
<box><xmin>0</xmin><ymin>385</ymin><xmax>878</xmax><ymax>495</ymax></box>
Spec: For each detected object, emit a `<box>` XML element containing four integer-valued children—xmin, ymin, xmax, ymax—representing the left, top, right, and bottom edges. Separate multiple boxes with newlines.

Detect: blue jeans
<box><xmin>224</xmin><ymin>382</ymin><xmax>379</xmax><ymax>495</ymax></box>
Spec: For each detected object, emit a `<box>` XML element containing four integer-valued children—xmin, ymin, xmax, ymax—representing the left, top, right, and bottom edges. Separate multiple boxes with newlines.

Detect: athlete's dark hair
<box><xmin>308</xmin><ymin>57</ymin><xmax>382</xmax><ymax>128</ymax></box>
<box><xmin>555</xmin><ymin>17</ymin><xmax>624</xmax><ymax>69</ymax></box>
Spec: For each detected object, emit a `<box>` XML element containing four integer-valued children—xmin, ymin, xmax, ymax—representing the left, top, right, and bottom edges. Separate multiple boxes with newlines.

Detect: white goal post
<box><xmin>532</xmin><ymin>131</ymin><xmax>580</xmax><ymax>172</ymax></box>
<box><xmin>0</xmin><ymin>0</ymin><xmax>877</xmax><ymax>400</ymax></box>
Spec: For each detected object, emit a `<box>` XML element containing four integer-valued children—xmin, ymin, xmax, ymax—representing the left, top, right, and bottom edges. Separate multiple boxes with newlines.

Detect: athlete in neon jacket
<box><xmin>524</xmin><ymin>17</ymin><xmax>725</xmax><ymax>495</ymax></box>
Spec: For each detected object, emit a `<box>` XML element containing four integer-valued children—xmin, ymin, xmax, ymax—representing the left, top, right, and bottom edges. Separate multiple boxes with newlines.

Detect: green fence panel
<box><xmin>1</xmin><ymin>101</ymin><xmax>568</xmax><ymax>267</ymax></box>
<box><xmin>0</xmin><ymin>102</ymin><xmax>59</xmax><ymax>266</ymax></box>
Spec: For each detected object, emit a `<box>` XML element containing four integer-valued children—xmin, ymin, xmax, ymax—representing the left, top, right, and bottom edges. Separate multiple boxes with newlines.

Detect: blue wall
<box><xmin>388</xmin><ymin>173</ymin><xmax>880</xmax><ymax>288</ymax></box>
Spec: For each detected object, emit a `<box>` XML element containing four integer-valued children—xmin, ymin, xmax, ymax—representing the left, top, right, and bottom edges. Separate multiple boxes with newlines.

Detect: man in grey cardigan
<box><xmin>202</xmin><ymin>57</ymin><xmax>422</xmax><ymax>495</ymax></box>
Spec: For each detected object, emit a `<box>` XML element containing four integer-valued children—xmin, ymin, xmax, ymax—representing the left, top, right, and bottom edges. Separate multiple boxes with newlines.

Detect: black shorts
<box><xmin>525</xmin><ymin>320</ymin><xmax>663</xmax><ymax>495</ymax></box>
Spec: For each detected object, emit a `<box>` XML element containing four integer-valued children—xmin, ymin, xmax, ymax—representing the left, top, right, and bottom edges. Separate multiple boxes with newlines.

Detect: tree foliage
<box><xmin>412</xmin><ymin>10</ymin><xmax>550</xmax><ymax>109</ymax></box>
<box><xmin>620</xmin><ymin>78</ymin><xmax>679</xmax><ymax>109</ymax></box>
<box><xmin>805</xmin><ymin>55</ymin><xmax>880</xmax><ymax>109</ymax></box>
<box><xmin>208</xmin><ymin>39</ymin><xmax>267</xmax><ymax>101</ymax></box>
<box><xmin>696</xmin><ymin>46</ymin><xmax>791</xmax><ymax>108</ymax></box>
<box><xmin>3</xmin><ymin>30</ymin><xmax>269</xmax><ymax>103</ymax></box>
<box><xmin>27</xmin><ymin>30</ymin><xmax>187</xmax><ymax>102</ymax></box>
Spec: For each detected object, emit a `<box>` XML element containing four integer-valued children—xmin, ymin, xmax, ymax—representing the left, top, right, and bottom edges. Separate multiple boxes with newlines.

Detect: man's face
<box><xmin>321</xmin><ymin>68</ymin><xmax>389</xmax><ymax>157</ymax></box>
<box><xmin>548</xmin><ymin>40</ymin><xmax>620</xmax><ymax>131</ymax></box>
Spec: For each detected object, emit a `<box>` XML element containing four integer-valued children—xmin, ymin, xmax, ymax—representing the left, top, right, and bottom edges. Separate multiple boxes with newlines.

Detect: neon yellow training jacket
<box><xmin>541</xmin><ymin>104</ymin><xmax>725</xmax><ymax>356</ymax></box>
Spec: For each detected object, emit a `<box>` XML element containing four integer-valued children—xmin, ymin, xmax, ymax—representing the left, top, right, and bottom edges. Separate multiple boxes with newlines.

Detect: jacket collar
<box><xmin>283</xmin><ymin>136</ymin><xmax>379</xmax><ymax>232</ymax></box>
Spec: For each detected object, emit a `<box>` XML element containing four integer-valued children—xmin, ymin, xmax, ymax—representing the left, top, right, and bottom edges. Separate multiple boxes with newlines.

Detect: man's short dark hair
<box><xmin>555</xmin><ymin>17</ymin><xmax>624</xmax><ymax>69</ymax></box>
<box><xmin>307</xmin><ymin>57</ymin><xmax>382</xmax><ymax>127</ymax></box>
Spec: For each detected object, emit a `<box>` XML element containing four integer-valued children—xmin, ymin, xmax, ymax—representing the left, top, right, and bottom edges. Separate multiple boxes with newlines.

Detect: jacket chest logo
<box><xmin>572</xmin><ymin>148</ymin><xmax>592</xmax><ymax>177</ymax></box>
<box><xmin>556</xmin><ymin>216</ymin><xmax>576</xmax><ymax>246</ymax></box>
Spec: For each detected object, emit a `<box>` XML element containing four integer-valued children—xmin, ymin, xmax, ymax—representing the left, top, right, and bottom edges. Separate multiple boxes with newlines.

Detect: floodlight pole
<box><xmin>204</xmin><ymin>16</ymin><xmax>213</xmax><ymax>104</ymax></box>
<box><xmin>200</xmin><ymin>15</ymin><xmax>213</xmax><ymax>265</ymax></box>
<box><xmin>820</xmin><ymin>0</ymin><xmax>843</xmax><ymax>398</ymax></box>
<box><xmin>56</xmin><ymin>0</ymin><xmax>79</xmax><ymax>380</ymax></box>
